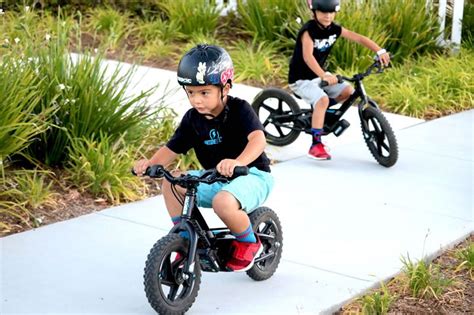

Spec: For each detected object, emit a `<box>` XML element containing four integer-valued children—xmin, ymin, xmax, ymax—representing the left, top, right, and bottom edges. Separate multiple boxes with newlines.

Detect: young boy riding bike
<box><xmin>289</xmin><ymin>0</ymin><xmax>390</xmax><ymax>160</ymax></box>
<box><xmin>133</xmin><ymin>44</ymin><xmax>274</xmax><ymax>272</ymax></box>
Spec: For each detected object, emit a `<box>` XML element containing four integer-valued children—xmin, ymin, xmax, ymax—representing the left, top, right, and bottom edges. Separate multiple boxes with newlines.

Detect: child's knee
<box><xmin>314</xmin><ymin>95</ymin><xmax>330</xmax><ymax>108</ymax></box>
<box><xmin>212</xmin><ymin>191</ymin><xmax>240</xmax><ymax>215</ymax></box>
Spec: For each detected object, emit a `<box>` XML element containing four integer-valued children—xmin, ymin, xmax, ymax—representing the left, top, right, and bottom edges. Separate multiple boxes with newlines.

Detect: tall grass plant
<box><xmin>364</xmin><ymin>49</ymin><xmax>474</xmax><ymax>119</ymax></box>
<box><xmin>66</xmin><ymin>133</ymin><xmax>145</xmax><ymax>204</ymax></box>
<box><xmin>157</xmin><ymin>0</ymin><xmax>220</xmax><ymax>38</ymax></box>
<box><xmin>230</xmin><ymin>40</ymin><xmax>287</xmax><ymax>85</ymax></box>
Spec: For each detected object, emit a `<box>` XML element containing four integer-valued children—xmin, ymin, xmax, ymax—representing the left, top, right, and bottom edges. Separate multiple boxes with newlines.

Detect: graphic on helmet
<box><xmin>177</xmin><ymin>44</ymin><xmax>234</xmax><ymax>87</ymax></box>
<box><xmin>309</xmin><ymin>0</ymin><xmax>340</xmax><ymax>12</ymax></box>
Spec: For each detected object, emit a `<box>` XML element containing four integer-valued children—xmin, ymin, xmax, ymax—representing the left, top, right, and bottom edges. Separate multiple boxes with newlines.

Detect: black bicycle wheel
<box><xmin>360</xmin><ymin>103</ymin><xmax>398</xmax><ymax>167</ymax></box>
<box><xmin>144</xmin><ymin>234</ymin><xmax>201</xmax><ymax>315</ymax></box>
<box><xmin>251</xmin><ymin>88</ymin><xmax>301</xmax><ymax>146</ymax></box>
<box><xmin>246</xmin><ymin>206</ymin><xmax>283</xmax><ymax>281</ymax></box>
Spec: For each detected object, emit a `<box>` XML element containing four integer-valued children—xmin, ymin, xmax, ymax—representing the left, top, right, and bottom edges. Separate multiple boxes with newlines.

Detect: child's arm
<box><xmin>216</xmin><ymin>130</ymin><xmax>266</xmax><ymax>177</ymax></box>
<box><xmin>301</xmin><ymin>31</ymin><xmax>339</xmax><ymax>85</ymax></box>
<box><xmin>134</xmin><ymin>146</ymin><xmax>178</xmax><ymax>176</ymax></box>
<box><xmin>340</xmin><ymin>28</ymin><xmax>391</xmax><ymax>66</ymax></box>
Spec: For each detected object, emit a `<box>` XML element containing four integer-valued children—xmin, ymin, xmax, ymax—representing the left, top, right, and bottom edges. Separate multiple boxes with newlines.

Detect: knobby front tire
<box><xmin>144</xmin><ymin>234</ymin><xmax>201</xmax><ymax>315</ymax></box>
<box><xmin>360</xmin><ymin>104</ymin><xmax>398</xmax><ymax>167</ymax></box>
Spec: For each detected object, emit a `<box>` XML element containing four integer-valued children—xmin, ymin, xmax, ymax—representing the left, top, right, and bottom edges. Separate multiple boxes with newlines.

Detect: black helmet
<box><xmin>310</xmin><ymin>0</ymin><xmax>340</xmax><ymax>12</ymax></box>
<box><xmin>177</xmin><ymin>44</ymin><xmax>234</xmax><ymax>87</ymax></box>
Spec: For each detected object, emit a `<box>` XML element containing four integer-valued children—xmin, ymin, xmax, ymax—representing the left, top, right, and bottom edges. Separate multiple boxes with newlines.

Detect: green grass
<box><xmin>10</xmin><ymin>170</ymin><xmax>58</xmax><ymax>211</ymax></box>
<box><xmin>400</xmin><ymin>254</ymin><xmax>453</xmax><ymax>299</ymax></box>
<box><xmin>364</xmin><ymin>48</ymin><xmax>474</xmax><ymax>119</ymax></box>
<box><xmin>455</xmin><ymin>242</ymin><xmax>474</xmax><ymax>280</ymax></box>
<box><xmin>359</xmin><ymin>282</ymin><xmax>396</xmax><ymax>315</ymax></box>
<box><xmin>84</xmin><ymin>7</ymin><xmax>131</xmax><ymax>50</ymax></box>
<box><xmin>66</xmin><ymin>133</ymin><xmax>146</xmax><ymax>204</ymax></box>
<box><xmin>230</xmin><ymin>40</ymin><xmax>287</xmax><ymax>85</ymax></box>
<box><xmin>157</xmin><ymin>0</ymin><xmax>220</xmax><ymax>38</ymax></box>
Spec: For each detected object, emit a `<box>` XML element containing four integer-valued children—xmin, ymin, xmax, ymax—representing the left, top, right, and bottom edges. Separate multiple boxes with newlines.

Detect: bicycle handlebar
<box><xmin>320</xmin><ymin>55</ymin><xmax>389</xmax><ymax>87</ymax></box>
<box><xmin>132</xmin><ymin>164</ymin><xmax>249</xmax><ymax>186</ymax></box>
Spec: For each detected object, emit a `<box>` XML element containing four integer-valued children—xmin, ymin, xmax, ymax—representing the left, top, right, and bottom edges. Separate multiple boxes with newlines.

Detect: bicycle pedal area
<box><xmin>2</xmin><ymin>61</ymin><xmax>472</xmax><ymax>315</ymax></box>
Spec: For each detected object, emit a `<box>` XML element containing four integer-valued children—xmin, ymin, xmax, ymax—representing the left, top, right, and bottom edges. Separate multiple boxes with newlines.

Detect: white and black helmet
<box><xmin>309</xmin><ymin>0</ymin><xmax>340</xmax><ymax>12</ymax></box>
<box><xmin>177</xmin><ymin>44</ymin><xmax>234</xmax><ymax>87</ymax></box>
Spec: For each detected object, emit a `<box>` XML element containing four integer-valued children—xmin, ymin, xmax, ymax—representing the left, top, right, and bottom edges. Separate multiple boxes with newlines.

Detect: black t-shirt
<box><xmin>288</xmin><ymin>20</ymin><xmax>342</xmax><ymax>84</ymax></box>
<box><xmin>166</xmin><ymin>95</ymin><xmax>271</xmax><ymax>172</ymax></box>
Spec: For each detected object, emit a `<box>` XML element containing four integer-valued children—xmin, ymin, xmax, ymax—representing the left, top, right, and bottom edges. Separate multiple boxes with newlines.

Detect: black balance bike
<box><xmin>136</xmin><ymin>165</ymin><xmax>283</xmax><ymax>315</ymax></box>
<box><xmin>251</xmin><ymin>58</ymin><xmax>398</xmax><ymax>167</ymax></box>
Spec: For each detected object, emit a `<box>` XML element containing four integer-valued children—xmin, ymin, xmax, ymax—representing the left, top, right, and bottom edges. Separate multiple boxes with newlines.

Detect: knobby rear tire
<box><xmin>246</xmin><ymin>206</ymin><xmax>283</xmax><ymax>281</ymax></box>
<box><xmin>251</xmin><ymin>88</ymin><xmax>301</xmax><ymax>146</ymax></box>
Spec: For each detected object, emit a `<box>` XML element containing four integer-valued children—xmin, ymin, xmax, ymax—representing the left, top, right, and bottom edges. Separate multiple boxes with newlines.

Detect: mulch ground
<box><xmin>336</xmin><ymin>235</ymin><xmax>473</xmax><ymax>314</ymax></box>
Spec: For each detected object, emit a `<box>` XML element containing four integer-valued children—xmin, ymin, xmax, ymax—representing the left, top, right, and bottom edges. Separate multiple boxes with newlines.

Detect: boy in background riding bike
<box><xmin>289</xmin><ymin>0</ymin><xmax>390</xmax><ymax>160</ymax></box>
<box><xmin>134</xmin><ymin>44</ymin><xmax>274</xmax><ymax>272</ymax></box>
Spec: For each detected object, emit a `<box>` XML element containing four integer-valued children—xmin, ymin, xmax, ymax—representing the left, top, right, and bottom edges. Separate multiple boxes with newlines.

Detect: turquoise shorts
<box><xmin>188</xmin><ymin>167</ymin><xmax>274</xmax><ymax>213</ymax></box>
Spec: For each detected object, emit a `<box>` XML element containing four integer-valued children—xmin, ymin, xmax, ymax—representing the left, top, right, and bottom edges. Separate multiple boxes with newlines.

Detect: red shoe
<box><xmin>226</xmin><ymin>234</ymin><xmax>264</xmax><ymax>272</ymax></box>
<box><xmin>307</xmin><ymin>143</ymin><xmax>331</xmax><ymax>160</ymax></box>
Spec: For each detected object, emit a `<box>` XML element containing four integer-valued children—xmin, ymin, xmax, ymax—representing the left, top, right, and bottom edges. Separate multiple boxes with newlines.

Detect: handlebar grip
<box><xmin>233</xmin><ymin>166</ymin><xmax>249</xmax><ymax>176</ymax></box>
<box><xmin>320</xmin><ymin>75</ymin><xmax>343</xmax><ymax>87</ymax></box>
<box><xmin>146</xmin><ymin>165</ymin><xmax>165</xmax><ymax>178</ymax></box>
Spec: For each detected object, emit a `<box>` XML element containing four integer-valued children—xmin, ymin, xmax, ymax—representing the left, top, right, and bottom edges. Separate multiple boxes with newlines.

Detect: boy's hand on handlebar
<box><xmin>379</xmin><ymin>52</ymin><xmax>391</xmax><ymax>67</ymax></box>
<box><xmin>322</xmin><ymin>74</ymin><xmax>339</xmax><ymax>85</ymax></box>
<box><xmin>216</xmin><ymin>159</ymin><xmax>243</xmax><ymax>177</ymax></box>
<box><xmin>133</xmin><ymin>159</ymin><xmax>151</xmax><ymax>176</ymax></box>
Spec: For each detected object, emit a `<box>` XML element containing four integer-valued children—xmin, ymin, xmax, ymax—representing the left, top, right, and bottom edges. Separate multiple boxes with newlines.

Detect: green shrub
<box><xmin>157</xmin><ymin>0</ymin><xmax>220</xmax><ymax>38</ymax></box>
<box><xmin>135</xmin><ymin>17</ymin><xmax>183</xmax><ymax>43</ymax></box>
<box><xmin>455</xmin><ymin>242</ymin><xmax>474</xmax><ymax>280</ymax></box>
<box><xmin>9</xmin><ymin>170</ymin><xmax>58</xmax><ymax>210</ymax></box>
<box><xmin>84</xmin><ymin>7</ymin><xmax>131</xmax><ymax>50</ymax></box>
<box><xmin>401</xmin><ymin>254</ymin><xmax>453</xmax><ymax>299</ymax></box>
<box><xmin>0</xmin><ymin>54</ymin><xmax>54</xmax><ymax>166</ymax></box>
<box><xmin>230</xmin><ymin>40</ymin><xmax>287</xmax><ymax>85</ymax></box>
<box><xmin>359</xmin><ymin>282</ymin><xmax>396</xmax><ymax>315</ymax></box>
<box><xmin>364</xmin><ymin>49</ymin><xmax>474</xmax><ymax>119</ymax></box>
<box><xmin>374</xmin><ymin>0</ymin><xmax>440</xmax><ymax>61</ymax></box>
<box><xmin>7</xmin><ymin>14</ymin><xmax>158</xmax><ymax>166</ymax></box>
<box><xmin>236</xmin><ymin>0</ymin><xmax>307</xmax><ymax>53</ymax></box>
<box><xmin>66</xmin><ymin>133</ymin><xmax>145</xmax><ymax>204</ymax></box>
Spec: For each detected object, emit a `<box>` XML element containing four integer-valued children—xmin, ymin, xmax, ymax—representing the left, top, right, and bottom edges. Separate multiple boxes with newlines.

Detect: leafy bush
<box><xmin>0</xmin><ymin>54</ymin><xmax>53</xmax><ymax>165</ymax></box>
<box><xmin>157</xmin><ymin>0</ymin><xmax>220</xmax><ymax>38</ymax></box>
<box><xmin>230</xmin><ymin>40</ymin><xmax>287</xmax><ymax>85</ymax></box>
<box><xmin>9</xmin><ymin>16</ymin><xmax>158</xmax><ymax>166</ymax></box>
<box><xmin>364</xmin><ymin>48</ymin><xmax>474</xmax><ymax>119</ymax></box>
<box><xmin>236</xmin><ymin>0</ymin><xmax>307</xmax><ymax>53</ymax></box>
<box><xmin>84</xmin><ymin>6</ymin><xmax>131</xmax><ymax>50</ymax></box>
<box><xmin>9</xmin><ymin>170</ymin><xmax>58</xmax><ymax>210</ymax></box>
<box><xmin>66</xmin><ymin>133</ymin><xmax>145</xmax><ymax>204</ymax></box>
<box><xmin>373</xmin><ymin>0</ymin><xmax>440</xmax><ymax>60</ymax></box>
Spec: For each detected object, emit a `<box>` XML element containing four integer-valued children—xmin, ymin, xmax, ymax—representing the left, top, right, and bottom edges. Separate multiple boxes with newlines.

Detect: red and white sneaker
<box><xmin>226</xmin><ymin>234</ymin><xmax>264</xmax><ymax>272</ymax></box>
<box><xmin>307</xmin><ymin>143</ymin><xmax>331</xmax><ymax>160</ymax></box>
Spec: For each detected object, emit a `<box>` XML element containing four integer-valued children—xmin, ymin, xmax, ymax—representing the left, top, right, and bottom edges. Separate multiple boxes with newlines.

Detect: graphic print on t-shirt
<box><xmin>314</xmin><ymin>34</ymin><xmax>337</xmax><ymax>52</ymax></box>
<box><xmin>204</xmin><ymin>129</ymin><xmax>222</xmax><ymax>145</ymax></box>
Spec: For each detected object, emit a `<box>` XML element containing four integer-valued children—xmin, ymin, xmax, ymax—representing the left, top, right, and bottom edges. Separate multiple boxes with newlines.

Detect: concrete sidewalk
<box><xmin>1</xmin><ymin>62</ymin><xmax>473</xmax><ymax>314</ymax></box>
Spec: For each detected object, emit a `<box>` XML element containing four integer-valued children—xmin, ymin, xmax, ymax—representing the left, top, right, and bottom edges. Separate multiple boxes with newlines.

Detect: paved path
<box><xmin>1</xmin><ymin>60</ymin><xmax>472</xmax><ymax>314</ymax></box>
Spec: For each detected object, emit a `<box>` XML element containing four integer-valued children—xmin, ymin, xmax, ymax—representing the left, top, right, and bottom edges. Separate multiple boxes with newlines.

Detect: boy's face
<box><xmin>315</xmin><ymin>10</ymin><xmax>336</xmax><ymax>27</ymax></box>
<box><xmin>184</xmin><ymin>84</ymin><xmax>230</xmax><ymax>119</ymax></box>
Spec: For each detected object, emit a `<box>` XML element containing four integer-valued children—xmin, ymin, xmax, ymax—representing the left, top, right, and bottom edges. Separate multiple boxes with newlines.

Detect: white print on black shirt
<box><xmin>314</xmin><ymin>34</ymin><xmax>337</xmax><ymax>52</ymax></box>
